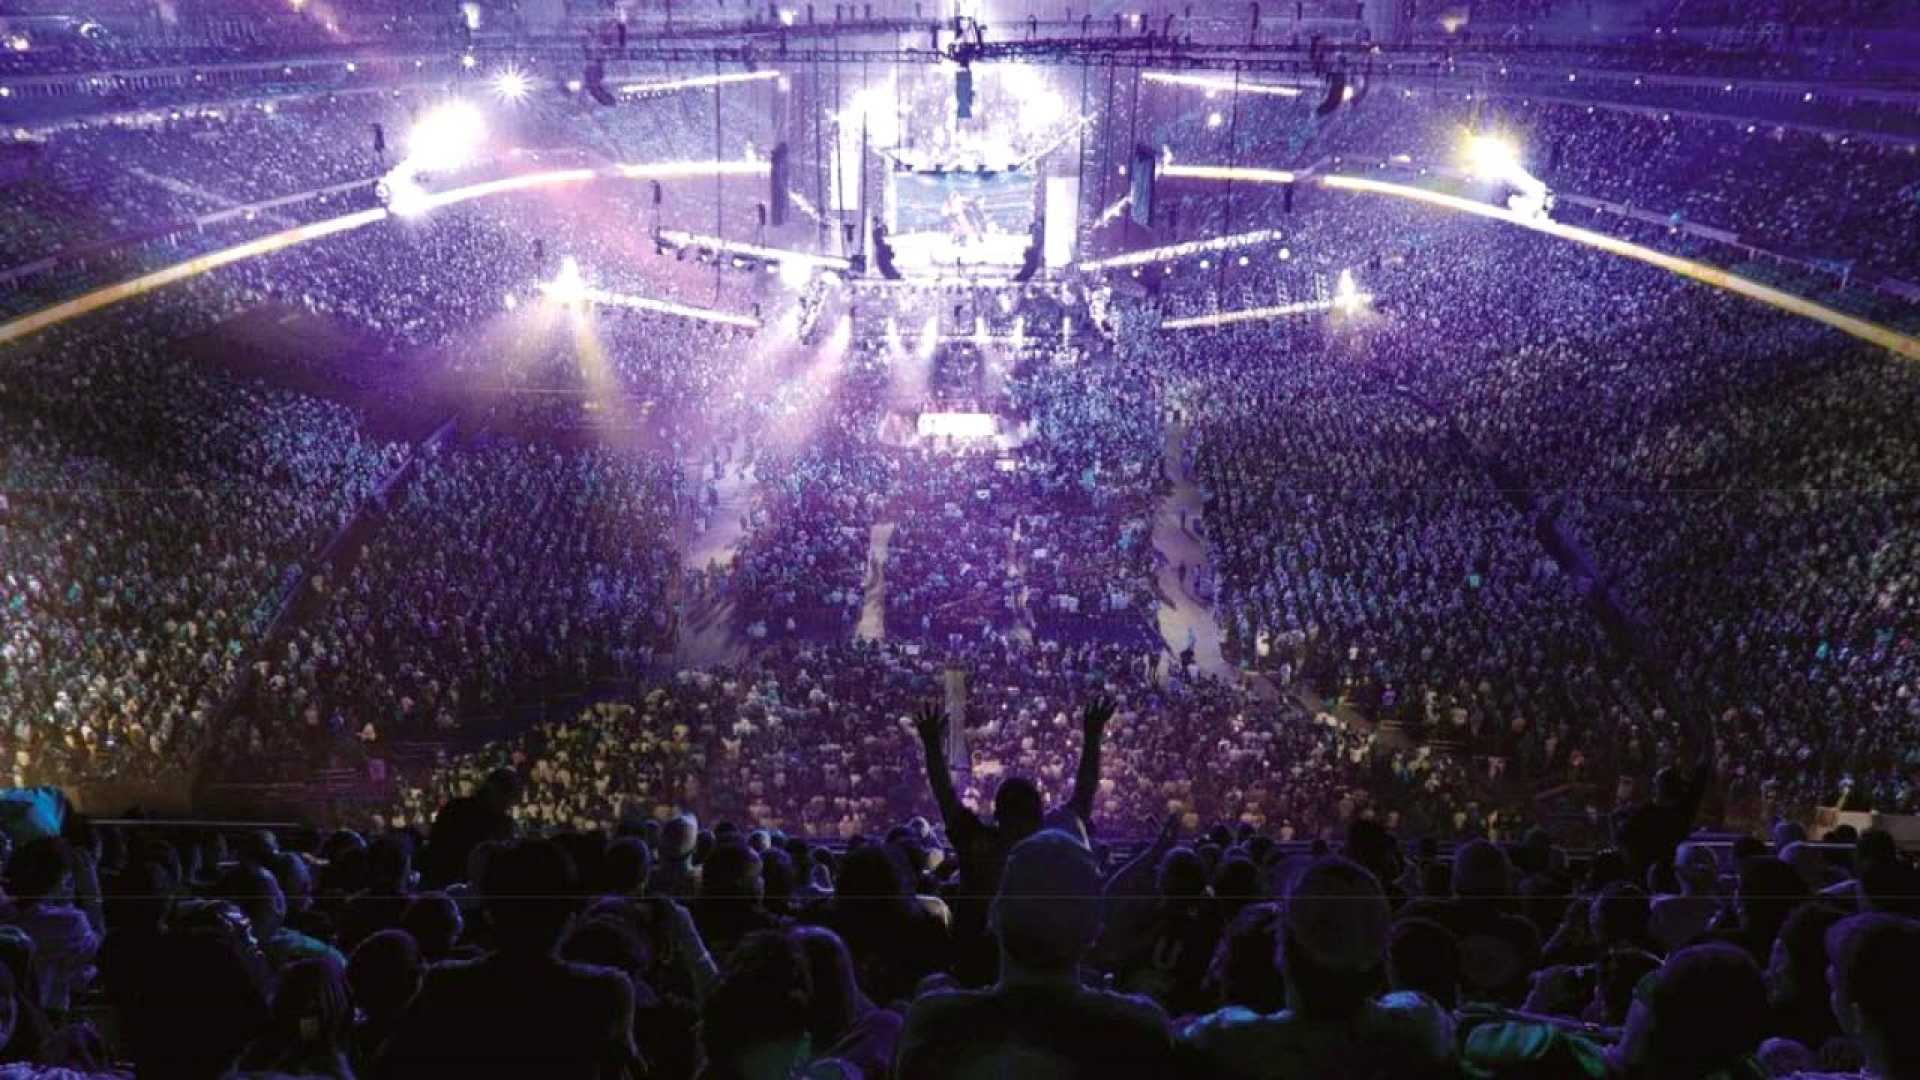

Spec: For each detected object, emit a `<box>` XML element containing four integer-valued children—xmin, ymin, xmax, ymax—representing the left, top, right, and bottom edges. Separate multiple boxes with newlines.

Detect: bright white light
<box><xmin>461</xmin><ymin>1</ymin><xmax>482</xmax><ymax>30</ymax></box>
<box><xmin>1207</xmin><ymin>112</ymin><xmax>1224</xmax><ymax>129</ymax></box>
<box><xmin>1142</xmin><ymin>72</ymin><xmax>1304</xmax><ymax>98</ymax></box>
<box><xmin>1464</xmin><ymin>134</ymin><xmax>1519</xmax><ymax>179</ymax></box>
<box><xmin>461</xmin><ymin>53</ymin><xmax>478</xmax><ymax>70</ymax></box>
<box><xmin>344</xmin><ymin>62</ymin><xmax>356</xmax><ymax>73</ymax></box>
<box><xmin>917</xmin><ymin>314</ymin><xmax>940</xmax><ymax>361</ymax></box>
<box><xmin>503</xmin><ymin>292</ymin><xmax>518</xmax><ymax>310</ymax></box>
<box><xmin>778</xmin><ymin>258</ymin><xmax>813</xmax><ymax>289</ymax></box>
<box><xmin>382</xmin><ymin>173</ymin><xmax>429</xmax><ymax>218</ymax></box>
<box><xmin>1335</xmin><ymin>269</ymin><xmax>1363</xmax><ymax>314</ymax></box>
<box><xmin>620</xmin><ymin>70</ymin><xmax>781</xmax><ymax>98</ymax></box>
<box><xmin>779</xmin><ymin>8</ymin><xmax>796</xmax><ymax>24</ymax></box>
<box><xmin>566</xmin><ymin>79</ymin><xmax>583</xmax><ymax>93</ymax></box>
<box><xmin>408</xmin><ymin>101</ymin><xmax>487</xmax><ymax>173</ymax></box>
<box><xmin>998</xmin><ymin>67</ymin><xmax>1066</xmax><ymax>131</ymax></box>
<box><xmin>493</xmin><ymin>68</ymin><xmax>532</xmax><ymax>102</ymax></box>
<box><xmin>842</xmin><ymin>83</ymin><xmax>899</xmax><ymax>146</ymax></box>
<box><xmin>548</xmin><ymin>257</ymin><xmax>587</xmax><ymax>305</ymax></box>
<box><xmin>6</xmin><ymin>34</ymin><xmax>30</xmax><ymax>52</ymax></box>
<box><xmin>1160</xmin><ymin>164</ymin><xmax>1296</xmax><ymax>185</ymax></box>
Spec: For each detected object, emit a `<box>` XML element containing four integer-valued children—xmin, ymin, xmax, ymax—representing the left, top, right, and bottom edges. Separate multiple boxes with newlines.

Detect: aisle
<box><xmin>683</xmin><ymin>445</ymin><xmax>757</xmax><ymax>571</ymax></box>
<box><xmin>855</xmin><ymin>522</ymin><xmax>896</xmax><ymax>643</ymax></box>
<box><xmin>1150</xmin><ymin>420</ymin><xmax>1234</xmax><ymax>681</ymax></box>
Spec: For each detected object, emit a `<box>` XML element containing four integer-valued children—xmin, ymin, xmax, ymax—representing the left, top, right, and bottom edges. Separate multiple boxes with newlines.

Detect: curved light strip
<box><xmin>1161</xmin><ymin>164</ymin><xmax>1297</xmax><ymax>185</ymax></box>
<box><xmin>1163</xmin><ymin>294</ymin><xmax>1372</xmax><ymax>330</ymax></box>
<box><xmin>1080</xmin><ymin>227</ymin><xmax>1285</xmax><ymax>272</ymax></box>
<box><xmin>1318</xmin><ymin>173</ymin><xmax>1920</xmax><ymax>361</ymax></box>
<box><xmin>543</xmin><ymin>282</ymin><xmax>762</xmax><ymax>330</ymax></box>
<box><xmin>0</xmin><ymin>161</ymin><xmax>770</xmax><ymax>347</ymax></box>
<box><xmin>0</xmin><ymin>208</ymin><xmax>388</xmax><ymax>346</ymax></box>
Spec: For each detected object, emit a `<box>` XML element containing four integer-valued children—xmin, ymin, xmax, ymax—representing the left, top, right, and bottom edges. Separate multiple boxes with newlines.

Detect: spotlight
<box><xmin>493</xmin><ymin>67</ymin><xmax>532</xmax><ymax>102</ymax></box>
<box><xmin>461</xmin><ymin>53</ymin><xmax>478</xmax><ymax>70</ymax></box>
<box><xmin>1206</xmin><ymin>112</ymin><xmax>1224</xmax><ymax>129</ymax></box>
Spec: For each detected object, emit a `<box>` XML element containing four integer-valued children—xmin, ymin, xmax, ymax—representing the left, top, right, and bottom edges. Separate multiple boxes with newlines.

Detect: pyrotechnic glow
<box><xmin>382</xmin><ymin>173</ymin><xmax>428</xmax><ymax>218</ymax></box>
<box><xmin>407</xmin><ymin>100</ymin><xmax>487</xmax><ymax>173</ymax></box>
<box><xmin>1161</xmin><ymin>164</ymin><xmax>1297</xmax><ymax>185</ymax></box>
<box><xmin>547</xmin><ymin>257</ymin><xmax>588</xmax><ymax>305</ymax></box>
<box><xmin>1316</xmin><ymin>173</ymin><xmax>1920</xmax><ymax>360</ymax></box>
<box><xmin>492</xmin><ymin>67</ymin><xmax>533</xmax><ymax>103</ymax></box>
<box><xmin>1465</xmin><ymin>134</ymin><xmax>1520</xmax><ymax>178</ymax></box>
<box><xmin>1334</xmin><ymin>269</ymin><xmax>1365</xmax><ymax>314</ymax></box>
<box><xmin>1461</xmin><ymin>133</ymin><xmax>1553</xmax><ymax>218</ymax></box>
<box><xmin>1143</xmin><ymin>72</ymin><xmax>1305</xmax><ymax>97</ymax></box>
<box><xmin>1163</xmin><ymin>295</ymin><xmax>1367</xmax><ymax>329</ymax></box>
<box><xmin>619</xmin><ymin>70</ymin><xmax>781</xmax><ymax>97</ymax></box>
<box><xmin>1078</xmin><ymin>228</ymin><xmax>1285</xmax><ymax>271</ymax></box>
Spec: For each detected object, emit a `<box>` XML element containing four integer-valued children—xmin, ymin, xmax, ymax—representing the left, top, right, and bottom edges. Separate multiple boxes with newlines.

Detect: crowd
<box><xmin>211</xmin><ymin>439</ymin><xmax>682</xmax><ymax>778</ymax></box>
<box><xmin>2</xmin><ymin>722</ymin><xmax>1918</xmax><ymax>1078</ymax></box>
<box><xmin>1</xmin><ymin>303</ymin><xmax>406</xmax><ymax>787</ymax></box>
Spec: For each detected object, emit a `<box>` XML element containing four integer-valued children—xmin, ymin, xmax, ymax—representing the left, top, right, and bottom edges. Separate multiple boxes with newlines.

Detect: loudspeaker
<box><xmin>955</xmin><ymin>67</ymin><xmax>973</xmax><ymax>119</ymax></box>
<box><xmin>1012</xmin><ymin>224</ymin><xmax>1042</xmax><ymax>281</ymax></box>
<box><xmin>1316</xmin><ymin>72</ymin><xmax>1346</xmax><ymax>116</ymax></box>
<box><xmin>371</xmin><ymin>123</ymin><xmax>385</xmax><ymax>158</ymax></box>
<box><xmin>585</xmin><ymin>62</ymin><xmax>617</xmax><ymax>107</ymax></box>
<box><xmin>769</xmin><ymin>142</ymin><xmax>790</xmax><ymax>226</ymax></box>
<box><xmin>1129</xmin><ymin>145</ymin><xmax>1156</xmax><ymax>227</ymax></box>
<box><xmin>1283</xmin><ymin>182</ymin><xmax>1294</xmax><ymax>213</ymax></box>
<box><xmin>651</xmin><ymin>180</ymin><xmax>663</xmax><ymax>206</ymax></box>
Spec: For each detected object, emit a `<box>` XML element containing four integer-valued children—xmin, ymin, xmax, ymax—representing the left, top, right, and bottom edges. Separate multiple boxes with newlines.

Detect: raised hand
<box><xmin>1082</xmin><ymin>696</ymin><xmax>1117</xmax><ymax>738</ymax></box>
<box><xmin>914</xmin><ymin>701</ymin><xmax>949</xmax><ymax>746</ymax></box>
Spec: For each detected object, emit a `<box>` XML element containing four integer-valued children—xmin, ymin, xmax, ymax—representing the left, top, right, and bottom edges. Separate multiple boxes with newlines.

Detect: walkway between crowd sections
<box><xmin>682</xmin><ymin>443</ymin><xmax>756</xmax><ymax>572</ymax></box>
<box><xmin>1149</xmin><ymin>418</ymin><xmax>1234</xmax><ymax>681</ymax></box>
<box><xmin>855</xmin><ymin>522</ymin><xmax>896</xmax><ymax>643</ymax></box>
<box><xmin>674</xmin><ymin>441</ymin><xmax>756</xmax><ymax>668</ymax></box>
<box><xmin>1005</xmin><ymin>514</ymin><xmax>1035</xmax><ymax>647</ymax></box>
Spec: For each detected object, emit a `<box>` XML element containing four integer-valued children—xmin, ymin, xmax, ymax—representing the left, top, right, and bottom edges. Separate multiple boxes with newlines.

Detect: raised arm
<box><xmin>1067</xmin><ymin>697</ymin><xmax>1116</xmax><ymax>827</ymax></box>
<box><xmin>915</xmin><ymin>701</ymin><xmax>976</xmax><ymax>838</ymax></box>
<box><xmin>1097</xmin><ymin>812</ymin><xmax>1180</xmax><ymax>965</ymax></box>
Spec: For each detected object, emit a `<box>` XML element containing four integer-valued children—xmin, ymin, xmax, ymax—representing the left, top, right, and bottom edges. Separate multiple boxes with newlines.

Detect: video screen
<box><xmin>888</xmin><ymin>170</ymin><xmax>1036</xmax><ymax>266</ymax></box>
